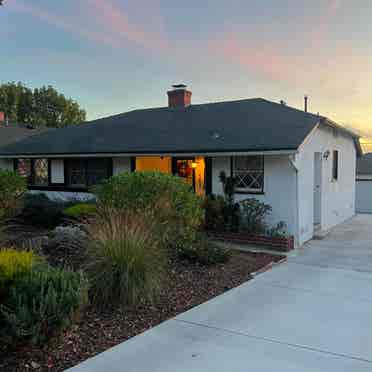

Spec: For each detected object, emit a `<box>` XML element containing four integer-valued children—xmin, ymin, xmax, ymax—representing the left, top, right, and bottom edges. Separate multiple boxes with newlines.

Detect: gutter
<box><xmin>0</xmin><ymin>149</ymin><xmax>298</xmax><ymax>159</ymax></box>
<box><xmin>289</xmin><ymin>154</ymin><xmax>300</xmax><ymax>248</ymax></box>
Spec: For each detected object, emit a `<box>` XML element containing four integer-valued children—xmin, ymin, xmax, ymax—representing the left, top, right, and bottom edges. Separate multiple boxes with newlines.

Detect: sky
<box><xmin>1</xmin><ymin>0</ymin><xmax>372</xmax><ymax>150</ymax></box>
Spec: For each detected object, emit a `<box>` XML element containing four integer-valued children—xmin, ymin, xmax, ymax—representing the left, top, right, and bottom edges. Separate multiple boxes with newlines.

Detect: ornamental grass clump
<box><xmin>86</xmin><ymin>208</ymin><xmax>167</xmax><ymax>308</ymax></box>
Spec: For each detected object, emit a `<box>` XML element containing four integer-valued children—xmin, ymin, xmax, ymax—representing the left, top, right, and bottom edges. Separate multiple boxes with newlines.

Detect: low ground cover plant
<box><xmin>63</xmin><ymin>202</ymin><xmax>97</xmax><ymax>220</ymax></box>
<box><xmin>0</xmin><ymin>248</ymin><xmax>39</xmax><ymax>292</ymax></box>
<box><xmin>22</xmin><ymin>193</ymin><xmax>74</xmax><ymax>228</ymax></box>
<box><xmin>177</xmin><ymin>234</ymin><xmax>231</xmax><ymax>265</ymax></box>
<box><xmin>0</xmin><ymin>248</ymin><xmax>88</xmax><ymax>346</ymax></box>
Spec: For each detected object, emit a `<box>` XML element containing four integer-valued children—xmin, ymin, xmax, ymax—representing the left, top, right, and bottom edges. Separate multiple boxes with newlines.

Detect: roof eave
<box><xmin>0</xmin><ymin>148</ymin><xmax>298</xmax><ymax>159</ymax></box>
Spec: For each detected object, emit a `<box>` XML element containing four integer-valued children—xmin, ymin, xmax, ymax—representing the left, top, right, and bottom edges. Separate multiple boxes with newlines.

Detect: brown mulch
<box><xmin>0</xmin><ymin>248</ymin><xmax>285</xmax><ymax>372</ymax></box>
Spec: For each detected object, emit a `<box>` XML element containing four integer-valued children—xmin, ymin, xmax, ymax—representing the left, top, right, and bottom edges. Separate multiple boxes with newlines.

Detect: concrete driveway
<box><xmin>68</xmin><ymin>215</ymin><xmax>372</xmax><ymax>371</ymax></box>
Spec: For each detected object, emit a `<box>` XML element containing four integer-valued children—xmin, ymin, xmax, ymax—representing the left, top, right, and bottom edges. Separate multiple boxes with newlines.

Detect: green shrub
<box><xmin>0</xmin><ymin>170</ymin><xmax>26</xmax><ymax>220</ymax></box>
<box><xmin>0</xmin><ymin>265</ymin><xmax>88</xmax><ymax>345</ymax></box>
<box><xmin>239</xmin><ymin>198</ymin><xmax>272</xmax><ymax>234</ymax></box>
<box><xmin>93</xmin><ymin>171</ymin><xmax>203</xmax><ymax>249</ymax></box>
<box><xmin>0</xmin><ymin>248</ymin><xmax>39</xmax><ymax>292</ymax></box>
<box><xmin>22</xmin><ymin>193</ymin><xmax>76</xmax><ymax>227</ymax></box>
<box><xmin>86</xmin><ymin>208</ymin><xmax>167</xmax><ymax>308</ymax></box>
<box><xmin>177</xmin><ymin>234</ymin><xmax>231</xmax><ymax>265</ymax></box>
<box><xmin>63</xmin><ymin>203</ymin><xmax>97</xmax><ymax>219</ymax></box>
<box><xmin>203</xmin><ymin>195</ymin><xmax>226</xmax><ymax>231</ymax></box>
<box><xmin>203</xmin><ymin>194</ymin><xmax>240</xmax><ymax>232</ymax></box>
<box><xmin>266</xmin><ymin>221</ymin><xmax>288</xmax><ymax>237</ymax></box>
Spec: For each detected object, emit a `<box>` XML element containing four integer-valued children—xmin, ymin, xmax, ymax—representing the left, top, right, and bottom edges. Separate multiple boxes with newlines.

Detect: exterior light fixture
<box><xmin>191</xmin><ymin>161</ymin><xmax>198</xmax><ymax>168</ymax></box>
<box><xmin>323</xmin><ymin>150</ymin><xmax>330</xmax><ymax>159</ymax></box>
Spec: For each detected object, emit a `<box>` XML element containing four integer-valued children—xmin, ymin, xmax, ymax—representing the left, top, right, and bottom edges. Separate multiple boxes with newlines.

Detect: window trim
<box><xmin>232</xmin><ymin>155</ymin><xmax>265</xmax><ymax>194</ymax></box>
<box><xmin>15</xmin><ymin>158</ymin><xmax>50</xmax><ymax>187</ymax></box>
<box><xmin>15</xmin><ymin>157</ymin><xmax>113</xmax><ymax>191</ymax></box>
<box><xmin>332</xmin><ymin>150</ymin><xmax>339</xmax><ymax>181</ymax></box>
<box><xmin>64</xmin><ymin>158</ymin><xmax>113</xmax><ymax>189</ymax></box>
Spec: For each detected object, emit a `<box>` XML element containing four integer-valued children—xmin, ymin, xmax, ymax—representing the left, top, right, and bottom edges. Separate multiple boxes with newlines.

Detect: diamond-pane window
<box><xmin>33</xmin><ymin>159</ymin><xmax>49</xmax><ymax>186</ymax></box>
<box><xmin>233</xmin><ymin>156</ymin><xmax>264</xmax><ymax>192</ymax></box>
<box><xmin>17</xmin><ymin>159</ymin><xmax>32</xmax><ymax>184</ymax></box>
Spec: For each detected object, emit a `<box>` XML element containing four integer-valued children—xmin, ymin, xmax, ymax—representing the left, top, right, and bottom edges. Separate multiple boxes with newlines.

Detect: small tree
<box><xmin>219</xmin><ymin>171</ymin><xmax>240</xmax><ymax>231</ymax></box>
<box><xmin>0</xmin><ymin>170</ymin><xmax>27</xmax><ymax>220</ymax></box>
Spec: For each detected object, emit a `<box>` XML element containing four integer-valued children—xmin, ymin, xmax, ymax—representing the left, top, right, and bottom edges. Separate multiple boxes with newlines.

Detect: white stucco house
<box><xmin>0</xmin><ymin>85</ymin><xmax>362</xmax><ymax>247</ymax></box>
<box><xmin>356</xmin><ymin>153</ymin><xmax>372</xmax><ymax>213</ymax></box>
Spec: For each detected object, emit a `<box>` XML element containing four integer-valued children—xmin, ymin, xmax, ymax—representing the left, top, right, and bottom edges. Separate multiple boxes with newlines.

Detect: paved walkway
<box><xmin>68</xmin><ymin>215</ymin><xmax>372</xmax><ymax>371</ymax></box>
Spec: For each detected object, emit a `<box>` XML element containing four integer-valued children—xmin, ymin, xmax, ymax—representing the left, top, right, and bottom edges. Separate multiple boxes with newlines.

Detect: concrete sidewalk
<box><xmin>67</xmin><ymin>215</ymin><xmax>372</xmax><ymax>371</ymax></box>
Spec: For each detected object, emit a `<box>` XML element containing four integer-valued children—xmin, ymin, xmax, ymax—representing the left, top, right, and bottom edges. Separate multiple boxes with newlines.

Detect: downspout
<box><xmin>289</xmin><ymin>154</ymin><xmax>300</xmax><ymax>248</ymax></box>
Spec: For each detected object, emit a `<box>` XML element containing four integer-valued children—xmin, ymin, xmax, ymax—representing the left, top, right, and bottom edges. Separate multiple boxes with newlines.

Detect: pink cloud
<box><xmin>208</xmin><ymin>1</ymin><xmax>344</xmax><ymax>83</ymax></box>
<box><xmin>211</xmin><ymin>36</ymin><xmax>294</xmax><ymax>81</ymax></box>
<box><xmin>310</xmin><ymin>0</ymin><xmax>342</xmax><ymax>48</ymax></box>
<box><xmin>84</xmin><ymin>0</ymin><xmax>169</xmax><ymax>50</ymax></box>
<box><xmin>9</xmin><ymin>1</ymin><xmax>119</xmax><ymax>47</ymax></box>
<box><xmin>9</xmin><ymin>0</ymin><xmax>168</xmax><ymax>51</ymax></box>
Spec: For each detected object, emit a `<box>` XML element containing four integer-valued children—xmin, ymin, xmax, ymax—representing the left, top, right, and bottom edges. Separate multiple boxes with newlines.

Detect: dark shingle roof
<box><xmin>0</xmin><ymin>98</ymin><xmax>355</xmax><ymax>156</ymax></box>
<box><xmin>0</xmin><ymin>123</ymin><xmax>50</xmax><ymax>148</ymax></box>
<box><xmin>357</xmin><ymin>153</ymin><xmax>372</xmax><ymax>175</ymax></box>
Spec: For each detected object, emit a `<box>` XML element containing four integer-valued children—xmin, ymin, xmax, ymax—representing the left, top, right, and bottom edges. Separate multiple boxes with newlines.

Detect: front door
<box><xmin>313</xmin><ymin>152</ymin><xmax>322</xmax><ymax>227</ymax></box>
<box><xmin>172</xmin><ymin>157</ymin><xmax>205</xmax><ymax>196</ymax></box>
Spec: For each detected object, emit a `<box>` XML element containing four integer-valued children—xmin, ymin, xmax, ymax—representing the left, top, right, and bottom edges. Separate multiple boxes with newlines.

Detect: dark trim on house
<box><xmin>130</xmin><ymin>157</ymin><xmax>136</xmax><ymax>172</ymax></box>
<box><xmin>47</xmin><ymin>159</ymin><xmax>52</xmax><ymax>186</ymax></box>
<box><xmin>205</xmin><ymin>157</ymin><xmax>212</xmax><ymax>195</ymax></box>
<box><xmin>231</xmin><ymin>154</ymin><xmax>265</xmax><ymax>194</ymax></box>
<box><xmin>235</xmin><ymin>191</ymin><xmax>265</xmax><ymax>195</ymax></box>
<box><xmin>356</xmin><ymin>178</ymin><xmax>372</xmax><ymax>182</ymax></box>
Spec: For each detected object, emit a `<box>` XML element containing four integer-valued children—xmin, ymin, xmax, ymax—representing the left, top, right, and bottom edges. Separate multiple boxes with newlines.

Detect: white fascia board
<box><xmin>297</xmin><ymin>121</ymin><xmax>320</xmax><ymax>153</ymax></box>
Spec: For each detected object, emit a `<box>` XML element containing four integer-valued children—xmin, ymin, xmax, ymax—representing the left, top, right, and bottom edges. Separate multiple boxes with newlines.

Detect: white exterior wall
<box><xmin>50</xmin><ymin>159</ymin><xmax>64</xmax><ymax>183</ymax></box>
<box><xmin>356</xmin><ymin>178</ymin><xmax>372</xmax><ymax>213</ymax></box>
<box><xmin>296</xmin><ymin>125</ymin><xmax>356</xmax><ymax>244</ymax></box>
<box><xmin>113</xmin><ymin>157</ymin><xmax>131</xmax><ymax>175</ymax></box>
<box><xmin>0</xmin><ymin>159</ymin><xmax>14</xmax><ymax>170</ymax></box>
<box><xmin>211</xmin><ymin>155</ymin><xmax>297</xmax><ymax>241</ymax></box>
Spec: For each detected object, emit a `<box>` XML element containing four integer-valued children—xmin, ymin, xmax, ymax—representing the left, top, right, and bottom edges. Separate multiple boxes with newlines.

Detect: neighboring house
<box><xmin>0</xmin><ymin>85</ymin><xmax>362</xmax><ymax>246</ymax></box>
<box><xmin>356</xmin><ymin>153</ymin><xmax>372</xmax><ymax>213</ymax></box>
<box><xmin>0</xmin><ymin>111</ymin><xmax>50</xmax><ymax>170</ymax></box>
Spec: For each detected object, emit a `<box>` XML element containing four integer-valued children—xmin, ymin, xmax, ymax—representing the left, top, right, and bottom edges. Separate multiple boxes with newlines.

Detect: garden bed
<box><xmin>209</xmin><ymin>231</ymin><xmax>295</xmax><ymax>252</ymax></box>
<box><xmin>0</xmin><ymin>250</ymin><xmax>285</xmax><ymax>372</ymax></box>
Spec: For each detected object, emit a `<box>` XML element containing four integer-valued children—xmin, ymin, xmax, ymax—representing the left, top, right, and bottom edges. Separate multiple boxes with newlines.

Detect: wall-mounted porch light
<box><xmin>323</xmin><ymin>150</ymin><xmax>330</xmax><ymax>160</ymax></box>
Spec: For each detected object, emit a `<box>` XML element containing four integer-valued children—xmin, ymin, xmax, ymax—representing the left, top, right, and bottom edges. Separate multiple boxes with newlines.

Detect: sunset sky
<box><xmin>2</xmin><ymin>0</ymin><xmax>372</xmax><ymax>150</ymax></box>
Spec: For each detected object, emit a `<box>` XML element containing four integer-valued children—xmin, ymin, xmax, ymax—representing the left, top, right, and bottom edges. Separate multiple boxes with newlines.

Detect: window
<box><xmin>65</xmin><ymin>158</ymin><xmax>111</xmax><ymax>188</ymax></box>
<box><xmin>233</xmin><ymin>156</ymin><xmax>264</xmax><ymax>193</ymax></box>
<box><xmin>16</xmin><ymin>159</ymin><xmax>32</xmax><ymax>184</ymax></box>
<box><xmin>16</xmin><ymin>158</ymin><xmax>48</xmax><ymax>186</ymax></box>
<box><xmin>332</xmin><ymin>150</ymin><xmax>339</xmax><ymax>181</ymax></box>
<box><xmin>33</xmin><ymin>159</ymin><xmax>49</xmax><ymax>186</ymax></box>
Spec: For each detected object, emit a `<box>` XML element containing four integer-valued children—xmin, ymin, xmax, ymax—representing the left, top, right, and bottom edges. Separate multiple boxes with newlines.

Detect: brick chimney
<box><xmin>167</xmin><ymin>84</ymin><xmax>192</xmax><ymax>108</ymax></box>
<box><xmin>0</xmin><ymin>112</ymin><xmax>5</xmax><ymax>124</ymax></box>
